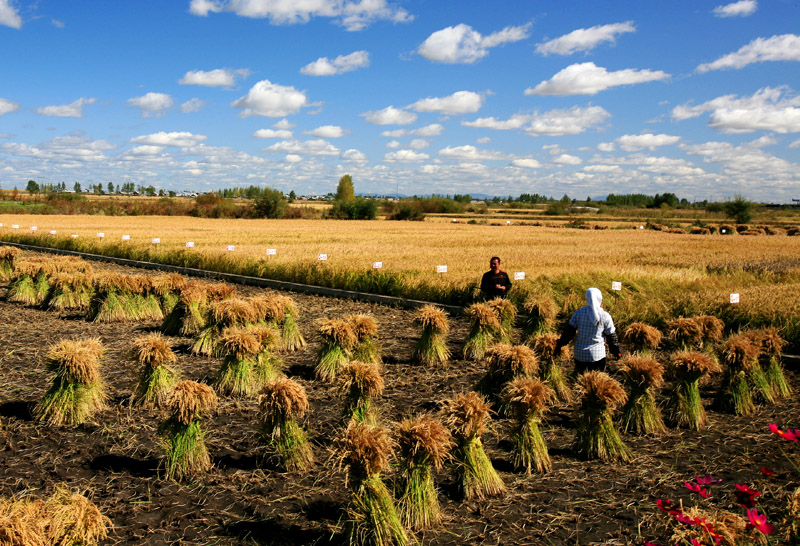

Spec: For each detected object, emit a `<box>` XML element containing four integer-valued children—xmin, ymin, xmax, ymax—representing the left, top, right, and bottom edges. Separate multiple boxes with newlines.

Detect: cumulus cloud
<box><xmin>438</xmin><ymin>145</ymin><xmax>507</xmax><ymax>161</ymax></box>
<box><xmin>682</xmin><ymin>140</ymin><xmax>796</xmax><ymax>178</ymax></box>
<box><xmin>180</xmin><ymin>98</ymin><xmax>205</xmax><ymax>113</ymax></box>
<box><xmin>409</xmin><ymin>139</ymin><xmax>429</xmax><ymax>150</ymax></box>
<box><xmin>713</xmin><ymin>0</ymin><xmax>757</xmax><ymax>18</ymax></box>
<box><xmin>463</xmin><ymin>105</ymin><xmax>610</xmax><ymax>136</ymax></box>
<box><xmin>254</xmin><ymin>128</ymin><xmax>293</xmax><ymax>139</ymax></box>
<box><xmin>386</xmin><ymin>140</ymin><xmax>400</xmax><ymax>148</ymax></box>
<box><xmin>383</xmin><ymin>149</ymin><xmax>429</xmax><ymax>162</ymax></box>
<box><xmin>512</xmin><ymin>158</ymin><xmax>541</xmax><ymax>168</ymax></box>
<box><xmin>582</xmin><ymin>164</ymin><xmax>621</xmax><ymax>173</ymax></box>
<box><xmin>342</xmin><ymin>149</ymin><xmax>368</xmax><ymax>163</ymax></box>
<box><xmin>189</xmin><ymin>0</ymin><xmax>412</xmax><ymax>31</ymax></box>
<box><xmin>535</xmin><ymin>21</ymin><xmax>635</xmax><ymax>56</ymax></box>
<box><xmin>553</xmin><ymin>154</ymin><xmax>582</xmax><ymax>165</ymax></box>
<box><xmin>696</xmin><ymin>34</ymin><xmax>800</xmax><ymax>72</ymax></box>
<box><xmin>462</xmin><ymin>113</ymin><xmax>530</xmax><ymax>130</ymax></box>
<box><xmin>362</xmin><ymin>106</ymin><xmax>417</xmax><ymax>125</ymax></box>
<box><xmin>300</xmin><ymin>50</ymin><xmax>369</xmax><ymax>75</ymax></box>
<box><xmin>616</xmin><ymin>133</ymin><xmax>681</xmax><ymax>151</ymax></box>
<box><xmin>526</xmin><ymin>62</ymin><xmax>669</xmax><ymax>95</ymax></box>
<box><xmin>128</xmin><ymin>92</ymin><xmax>174</xmax><ymax>117</ymax></box>
<box><xmin>36</xmin><ymin>97</ymin><xmax>97</xmax><ymax>118</ymax></box>
<box><xmin>417</xmin><ymin>23</ymin><xmax>531</xmax><ymax>64</ymax></box>
<box><xmin>0</xmin><ymin>0</ymin><xmax>21</xmax><ymax>29</ymax></box>
<box><xmin>306</xmin><ymin>125</ymin><xmax>345</xmax><ymax>138</ymax></box>
<box><xmin>130</xmin><ymin>132</ymin><xmax>208</xmax><ymax>147</ymax></box>
<box><xmin>284</xmin><ymin>154</ymin><xmax>302</xmax><ymax>163</ymax></box>
<box><xmin>415</xmin><ymin>123</ymin><xmax>444</xmax><ymax>137</ymax></box>
<box><xmin>597</xmin><ymin>142</ymin><xmax>615</xmax><ymax>152</ymax></box>
<box><xmin>179</xmin><ymin>68</ymin><xmax>250</xmax><ymax>87</ymax></box>
<box><xmin>266</xmin><ymin>139</ymin><xmax>340</xmax><ymax>156</ymax></box>
<box><xmin>408</xmin><ymin>91</ymin><xmax>484</xmax><ymax>114</ymax></box>
<box><xmin>273</xmin><ymin>118</ymin><xmax>295</xmax><ymax>129</ymax></box>
<box><xmin>0</xmin><ymin>98</ymin><xmax>20</xmax><ymax>116</ymax></box>
<box><xmin>232</xmin><ymin>80</ymin><xmax>308</xmax><ymax>117</ymax></box>
<box><xmin>672</xmin><ymin>86</ymin><xmax>800</xmax><ymax>133</ymax></box>
<box><xmin>1</xmin><ymin>136</ymin><xmax>115</xmax><ymax>162</ymax></box>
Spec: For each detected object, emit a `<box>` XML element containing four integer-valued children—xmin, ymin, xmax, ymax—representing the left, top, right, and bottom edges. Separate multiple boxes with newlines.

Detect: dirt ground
<box><xmin>0</xmin><ymin>252</ymin><xmax>798</xmax><ymax>546</ymax></box>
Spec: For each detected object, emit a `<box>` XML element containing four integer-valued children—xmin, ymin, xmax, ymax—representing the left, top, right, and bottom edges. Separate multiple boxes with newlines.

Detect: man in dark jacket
<box><xmin>480</xmin><ymin>256</ymin><xmax>512</xmax><ymax>299</ymax></box>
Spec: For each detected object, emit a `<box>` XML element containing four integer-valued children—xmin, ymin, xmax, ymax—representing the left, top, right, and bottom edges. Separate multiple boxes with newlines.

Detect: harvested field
<box><xmin>0</xmin><ymin>251</ymin><xmax>798</xmax><ymax>545</ymax></box>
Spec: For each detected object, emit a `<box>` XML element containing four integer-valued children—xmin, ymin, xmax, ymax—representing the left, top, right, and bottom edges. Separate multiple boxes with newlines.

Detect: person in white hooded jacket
<box><xmin>554</xmin><ymin>287</ymin><xmax>622</xmax><ymax>375</ymax></box>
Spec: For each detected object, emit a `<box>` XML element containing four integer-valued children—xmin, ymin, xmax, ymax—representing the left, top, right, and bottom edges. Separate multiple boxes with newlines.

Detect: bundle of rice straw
<box><xmin>338</xmin><ymin>421</ymin><xmax>409</xmax><ymax>546</ymax></box>
<box><xmin>502</xmin><ymin>377</ymin><xmax>555</xmax><ymax>473</ymax></box>
<box><xmin>151</xmin><ymin>273</ymin><xmax>187</xmax><ymax>315</ymax></box>
<box><xmin>160</xmin><ymin>381</ymin><xmax>217</xmax><ymax>480</ymax></box>
<box><xmin>340</xmin><ymin>361</ymin><xmax>384</xmax><ymax>423</ymax></box>
<box><xmin>742</xmin><ymin>327</ymin><xmax>792</xmax><ymax>399</ymax></box>
<box><xmin>615</xmin><ymin>355</ymin><xmax>666</xmax><ymax>436</ymax></box>
<box><xmin>443</xmin><ymin>392</ymin><xmax>506</xmax><ymax>500</ymax></box>
<box><xmin>622</xmin><ymin>322</ymin><xmax>662</xmax><ymax>355</ymax></box>
<box><xmin>160</xmin><ymin>281</ymin><xmax>236</xmax><ymax>336</ymax></box>
<box><xmin>411</xmin><ymin>305</ymin><xmax>451</xmax><ymax>367</ymax></box>
<box><xmin>214</xmin><ymin>326</ymin><xmax>266</xmax><ymax>397</ymax></box>
<box><xmin>715</xmin><ymin>334</ymin><xmax>768</xmax><ymax>415</ymax></box>
<box><xmin>192</xmin><ymin>297</ymin><xmax>260</xmax><ymax>356</ymax></box>
<box><xmin>521</xmin><ymin>294</ymin><xmax>558</xmax><ymax>342</ymax></box>
<box><xmin>572</xmin><ymin>371</ymin><xmax>632</xmax><ymax>462</ymax></box>
<box><xmin>6</xmin><ymin>259</ymin><xmax>57</xmax><ymax>307</ymax></box>
<box><xmin>87</xmin><ymin>273</ymin><xmax>163</xmax><ymax>322</ymax></box>
<box><xmin>348</xmin><ymin>314</ymin><xmax>382</xmax><ymax>365</ymax></box>
<box><xmin>486</xmin><ymin>298</ymin><xmax>517</xmax><ymax>343</ymax></box>
<box><xmin>44</xmin><ymin>272</ymin><xmax>94</xmax><ymax>312</ymax></box>
<box><xmin>130</xmin><ymin>333</ymin><xmax>179</xmax><ymax>409</ymax></box>
<box><xmin>694</xmin><ymin>315</ymin><xmax>725</xmax><ymax>349</ymax></box>
<box><xmin>532</xmin><ymin>333</ymin><xmax>572</xmax><ymax>403</ymax></box>
<box><xmin>315</xmin><ymin>318</ymin><xmax>358</xmax><ymax>381</ymax></box>
<box><xmin>666</xmin><ymin>317</ymin><xmax>704</xmax><ymax>350</ymax></box>
<box><xmin>248</xmin><ymin>293</ymin><xmax>306</xmax><ymax>351</ymax></box>
<box><xmin>477</xmin><ymin>344</ymin><xmax>538</xmax><ymax>404</ymax></box>
<box><xmin>395</xmin><ymin>414</ymin><xmax>452</xmax><ymax>530</ymax></box>
<box><xmin>665</xmin><ymin>351</ymin><xmax>721</xmax><ymax>430</ymax></box>
<box><xmin>0</xmin><ymin>245</ymin><xmax>19</xmax><ymax>282</ymax></box>
<box><xmin>259</xmin><ymin>377</ymin><xmax>314</xmax><ymax>472</ymax></box>
<box><xmin>34</xmin><ymin>338</ymin><xmax>107</xmax><ymax>426</ymax></box>
<box><xmin>462</xmin><ymin>303</ymin><xmax>502</xmax><ymax>360</ymax></box>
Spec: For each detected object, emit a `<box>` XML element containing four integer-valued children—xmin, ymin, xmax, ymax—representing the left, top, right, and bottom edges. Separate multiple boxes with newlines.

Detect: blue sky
<box><xmin>0</xmin><ymin>0</ymin><xmax>798</xmax><ymax>202</ymax></box>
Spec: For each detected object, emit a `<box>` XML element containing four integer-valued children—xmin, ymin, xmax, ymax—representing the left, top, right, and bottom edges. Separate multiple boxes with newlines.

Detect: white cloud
<box><xmin>0</xmin><ymin>98</ymin><xmax>20</xmax><ymax>116</ymax></box>
<box><xmin>188</xmin><ymin>0</ymin><xmax>412</xmax><ymax>31</ymax></box>
<box><xmin>526</xmin><ymin>62</ymin><xmax>669</xmax><ymax>95</ymax></box>
<box><xmin>274</xmin><ymin>118</ymin><xmax>295</xmax><ymax>130</ymax></box>
<box><xmin>553</xmin><ymin>154</ymin><xmax>582</xmax><ymax>165</ymax></box>
<box><xmin>266</xmin><ymin>139</ymin><xmax>340</xmax><ymax>156</ymax></box>
<box><xmin>682</xmin><ymin>140</ymin><xmax>796</xmax><ymax>179</ymax></box>
<box><xmin>51</xmin><ymin>18</ymin><xmax>64</xmax><ymax>28</ymax></box>
<box><xmin>790</xmin><ymin>139</ymin><xmax>800</xmax><ymax>148</ymax></box>
<box><xmin>1</xmin><ymin>136</ymin><xmax>115</xmax><ymax>162</ymax></box>
<box><xmin>306</xmin><ymin>125</ymin><xmax>345</xmax><ymax>138</ymax></box>
<box><xmin>597</xmin><ymin>142</ymin><xmax>615</xmax><ymax>152</ymax></box>
<box><xmin>417</xmin><ymin>23</ymin><xmax>531</xmax><ymax>64</ymax></box>
<box><xmin>284</xmin><ymin>154</ymin><xmax>303</xmax><ymax>163</ymax></box>
<box><xmin>386</xmin><ymin>140</ymin><xmax>400</xmax><ymax>149</ymax></box>
<box><xmin>477</xmin><ymin>137</ymin><xmax>491</xmax><ymax>144</ymax></box>
<box><xmin>463</xmin><ymin>113</ymin><xmax>530</xmax><ymax>130</ymax></box>
<box><xmin>409</xmin><ymin>91</ymin><xmax>484</xmax><ymax>114</ymax></box>
<box><xmin>512</xmin><ymin>158</ymin><xmax>541</xmax><ymax>168</ymax></box>
<box><xmin>672</xmin><ymin>86</ymin><xmax>800</xmax><ymax>133</ymax></box>
<box><xmin>179</xmin><ymin>68</ymin><xmax>250</xmax><ymax>87</ymax></box>
<box><xmin>696</xmin><ymin>34</ymin><xmax>800</xmax><ymax>73</ymax></box>
<box><xmin>342</xmin><ymin>149</ymin><xmax>368</xmax><ymax>163</ymax></box>
<box><xmin>384</xmin><ymin>149</ymin><xmax>429</xmax><ymax>162</ymax></box>
<box><xmin>438</xmin><ymin>145</ymin><xmax>507</xmax><ymax>161</ymax></box>
<box><xmin>616</xmin><ymin>133</ymin><xmax>681</xmax><ymax>151</ymax></box>
<box><xmin>465</xmin><ymin>106</ymin><xmax>609</xmax><ymax>136</ymax></box>
<box><xmin>409</xmin><ymin>139</ymin><xmax>429</xmax><ymax>150</ymax></box>
<box><xmin>713</xmin><ymin>0</ymin><xmax>757</xmax><ymax>18</ymax></box>
<box><xmin>128</xmin><ymin>92</ymin><xmax>173</xmax><ymax>117</ymax></box>
<box><xmin>36</xmin><ymin>97</ymin><xmax>97</xmax><ymax>118</ymax></box>
<box><xmin>300</xmin><ymin>50</ymin><xmax>369</xmax><ymax>75</ymax></box>
<box><xmin>127</xmin><ymin>145</ymin><xmax>166</xmax><ymax>156</ymax></box>
<box><xmin>232</xmin><ymin>80</ymin><xmax>308</xmax><ymax>117</ymax></box>
<box><xmin>414</xmin><ymin>123</ymin><xmax>444</xmax><ymax>137</ymax></box>
<box><xmin>535</xmin><ymin>21</ymin><xmax>635</xmax><ymax>56</ymax></box>
<box><xmin>582</xmin><ymin>164</ymin><xmax>621</xmax><ymax>173</ymax></box>
<box><xmin>0</xmin><ymin>0</ymin><xmax>21</xmax><ymax>29</ymax></box>
<box><xmin>130</xmin><ymin>132</ymin><xmax>208</xmax><ymax>147</ymax></box>
<box><xmin>180</xmin><ymin>98</ymin><xmax>205</xmax><ymax>113</ymax></box>
<box><xmin>254</xmin><ymin>128</ymin><xmax>293</xmax><ymax>139</ymax></box>
<box><xmin>362</xmin><ymin>106</ymin><xmax>417</xmax><ymax>125</ymax></box>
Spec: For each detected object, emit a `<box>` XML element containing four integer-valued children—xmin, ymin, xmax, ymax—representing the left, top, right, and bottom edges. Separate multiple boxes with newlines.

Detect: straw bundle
<box><xmin>87</xmin><ymin>273</ymin><xmax>163</xmax><ymax>322</ymax></box>
<box><xmin>340</xmin><ymin>361</ymin><xmax>384</xmax><ymax>423</ymax></box>
<box><xmin>248</xmin><ymin>294</ymin><xmax>306</xmax><ymax>351</ymax></box>
<box><xmin>615</xmin><ymin>355</ymin><xmax>666</xmax><ymax>435</ymax></box>
<box><xmin>532</xmin><ymin>333</ymin><xmax>572</xmax><ymax>403</ymax></box>
<box><xmin>521</xmin><ymin>294</ymin><xmax>558</xmax><ymax>341</ymax></box>
<box><xmin>192</xmin><ymin>297</ymin><xmax>260</xmax><ymax>356</ymax></box>
<box><xmin>161</xmin><ymin>281</ymin><xmax>236</xmax><ymax>336</ymax></box>
<box><xmin>743</xmin><ymin>327</ymin><xmax>792</xmax><ymax>399</ymax></box>
<box><xmin>477</xmin><ymin>344</ymin><xmax>538</xmax><ymax>402</ymax></box>
<box><xmin>486</xmin><ymin>298</ymin><xmax>517</xmax><ymax>343</ymax></box>
<box><xmin>6</xmin><ymin>259</ymin><xmax>53</xmax><ymax>306</ymax></box>
<box><xmin>348</xmin><ymin>314</ymin><xmax>382</xmax><ymax>365</ymax></box>
<box><xmin>666</xmin><ymin>351</ymin><xmax>721</xmax><ymax>430</ymax></box>
<box><xmin>130</xmin><ymin>333</ymin><xmax>179</xmax><ymax>409</ymax></box>
<box><xmin>502</xmin><ymin>377</ymin><xmax>555</xmax><ymax>473</ymax></box>
<box><xmin>463</xmin><ymin>303</ymin><xmax>502</xmax><ymax>360</ymax></box>
<box><xmin>411</xmin><ymin>305</ymin><xmax>451</xmax><ymax>367</ymax></box>
<box><xmin>245</xmin><ymin>323</ymin><xmax>284</xmax><ymax>384</ymax></box>
<box><xmin>151</xmin><ymin>273</ymin><xmax>187</xmax><ymax>314</ymax></box>
<box><xmin>214</xmin><ymin>327</ymin><xmax>263</xmax><ymax>397</ymax></box>
<box><xmin>44</xmin><ymin>272</ymin><xmax>94</xmax><ymax>312</ymax></box>
<box><xmin>695</xmin><ymin>315</ymin><xmax>725</xmax><ymax>347</ymax></box>
<box><xmin>716</xmin><ymin>334</ymin><xmax>769</xmax><ymax>414</ymax></box>
<box><xmin>259</xmin><ymin>377</ymin><xmax>314</xmax><ymax>472</ymax></box>
<box><xmin>0</xmin><ymin>246</ymin><xmax>19</xmax><ymax>281</ymax></box>
<box><xmin>160</xmin><ymin>381</ymin><xmax>217</xmax><ymax>480</ymax></box>
<box><xmin>622</xmin><ymin>322</ymin><xmax>662</xmax><ymax>354</ymax></box>
<box><xmin>316</xmin><ymin>318</ymin><xmax>358</xmax><ymax>381</ymax></box>
<box><xmin>572</xmin><ymin>371</ymin><xmax>631</xmax><ymax>462</ymax></box>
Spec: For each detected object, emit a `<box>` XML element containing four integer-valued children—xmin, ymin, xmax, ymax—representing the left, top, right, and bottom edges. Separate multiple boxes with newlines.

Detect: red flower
<box><xmin>746</xmin><ymin>508</ymin><xmax>775</xmax><ymax>535</ymax></box>
<box><xmin>769</xmin><ymin>423</ymin><xmax>799</xmax><ymax>442</ymax></box>
<box><xmin>656</xmin><ymin>498</ymin><xmax>681</xmax><ymax>516</ymax></box>
<box><xmin>694</xmin><ymin>474</ymin><xmax>722</xmax><ymax>485</ymax></box>
<box><xmin>685</xmin><ymin>481</ymin><xmax>711</xmax><ymax>498</ymax></box>
<box><xmin>690</xmin><ymin>539</ymin><xmax>705</xmax><ymax>546</ymax></box>
<box><xmin>675</xmin><ymin>513</ymin><xmax>695</xmax><ymax>525</ymax></box>
<box><xmin>734</xmin><ymin>484</ymin><xmax>761</xmax><ymax>508</ymax></box>
<box><xmin>759</xmin><ymin>467</ymin><xmax>774</xmax><ymax>476</ymax></box>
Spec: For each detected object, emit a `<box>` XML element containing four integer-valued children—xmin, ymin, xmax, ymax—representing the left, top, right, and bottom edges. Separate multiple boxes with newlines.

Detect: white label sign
<box><xmin>612</xmin><ymin>281</ymin><xmax>622</xmax><ymax>291</ymax></box>
<box><xmin>226</xmin><ymin>245</ymin><xmax>235</xmax><ymax>251</ymax></box>
<box><xmin>436</xmin><ymin>265</ymin><xmax>447</xmax><ymax>273</ymax></box>
<box><xmin>0</xmin><ymin>223</ymin><xmax>3</xmax><ymax>227</ymax></box>
<box><xmin>514</xmin><ymin>272</ymin><xmax>525</xmax><ymax>280</ymax></box>
<box><xmin>266</xmin><ymin>248</ymin><xmax>276</xmax><ymax>256</ymax></box>
<box><xmin>451</xmin><ymin>218</ymin><xmax>457</xmax><ymax>223</ymax></box>
<box><xmin>152</xmin><ymin>238</ymin><xmax>161</xmax><ymax>244</ymax></box>
<box><xmin>186</xmin><ymin>241</ymin><xmax>195</xmax><ymax>248</ymax></box>
<box><xmin>71</xmin><ymin>234</ymin><xmax>78</xmax><ymax>238</ymax></box>
<box><xmin>372</xmin><ymin>261</ymin><xmax>383</xmax><ymax>269</ymax></box>
<box><xmin>730</xmin><ymin>293</ymin><xmax>740</xmax><ymax>304</ymax></box>
<box><xmin>49</xmin><ymin>230</ymin><xmax>57</xmax><ymax>235</ymax></box>
<box><xmin>30</xmin><ymin>226</ymin><xmax>37</xmax><ymax>231</ymax></box>
<box><xmin>121</xmin><ymin>234</ymin><xmax>131</xmax><ymax>241</ymax></box>
<box><xmin>506</xmin><ymin>220</ymin><xmax>511</xmax><ymax>225</ymax></box>
<box><xmin>639</xmin><ymin>225</ymin><xmax>644</xmax><ymax>230</ymax></box>
<box><xmin>317</xmin><ymin>253</ymin><xmax>328</xmax><ymax>261</ymax></box>
<box><xmin>721</xmin><ymin>229</ymin><xmax>726</xmax><ymax>234</ymax></box>
<box><xmin>97</xmin><ymin>232</ymin><xmax>105</xmax><ymax>238</ymax></box>
<box><xmin>11</xmin><ymin>224</ymin><xmax>19</xmax><ymax>229</ymax></box>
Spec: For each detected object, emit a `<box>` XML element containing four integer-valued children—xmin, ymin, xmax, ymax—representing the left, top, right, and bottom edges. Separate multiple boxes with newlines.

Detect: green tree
<box><xmin>288</xmin><ymin>190</ymin><xmax>297</xmax><ymax>202</ymax></box>
<box><xmin>74</xmin><ymin>182</ymin><xmax>82</xmax><ymax>193</ymax></box>
<box><xmin>251</xmin><ymin>187</ymin><xmax>288</xmax><ymax>218</ymax></box>
<box><xmin>335</xmin><ymin>174</ymin><xmax>355</xmax><ymax>201</ymax></box>
<box><xmin>107</xmin><ymin>182</ymin><xmax>115</xmax><ymax>194</ymax></box>
<box><xmin>26</xmin><ymin>180</ymin><xmax>40</xmax><ymax>195</ymax></box>
<box><xmin>723</xmin><ymin>194</ymin><xmax>753</xmax><ymax>224</ymax></box>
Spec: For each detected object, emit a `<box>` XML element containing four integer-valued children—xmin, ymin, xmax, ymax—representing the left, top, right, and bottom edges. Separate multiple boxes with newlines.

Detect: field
<box><xmin>0</xmin><ymin>250</ymin><xmax>798</xmax><ymax>546</ymax></box>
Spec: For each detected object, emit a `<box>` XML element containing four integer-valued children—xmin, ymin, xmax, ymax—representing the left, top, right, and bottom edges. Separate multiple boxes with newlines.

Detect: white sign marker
<box><xmin>226</xmin><ymin>245</ymin><xmax>235</xmax><ymax>251</ymax></box>
<box><xmin>49</xmin><ymin>230</ymin><xmax>57</xmax><ymax>235</ymax></box>
<box><xmin>436</xmin><ymin>265</ymin><xmax>447</xmax><ymax>273</ymax></box>
<box><xmin>372</xmin><ymin>261</ymin><xmax>383</xmax><ymax>269</ymax></box>
<box><xmin>71</xmin><ymin>234</ymin><xmax>78</xmax><ymax>238</ymax></box>
<box><xmin>317</xmin><ymin>253</ymin><xmax>328</xmax><ymax>261</ymax></box>
<box><xmin>721</xmin><ymin>229</ymin><xmax>726</xmax><ymax>234</ymax></box>
<box><xmin>612</xmin><ymin>281</ymin><xmax>622</xmax><ymax>291</ymax></box>
<box><xmin>639</xmin><ymin>225</ymin><xmax>644</xmax><ymax>230</ymax></box>
<box><xmin>152</xmin><ymin>238</ymin><xmax>161</xmax><ymax>244</ymax></box>
<box><xmin>514</xmin><ymin>272</ymin><xmax>525</xmax><ymax>280</ymax></box>
<box><xmin>506</xmin><ymin>220</ymin><xmax>511</xmax><ymax>225</ymax></box>
<box><xmin>0</xmin><ymin>223</ymin><xmax>3</xmax><ymax>227</ymax></box>
<box><xmin>97</xmin><ymin>232</ymin><xmax>105</xmax><ymax>238</ymax></box>
<box><xmin>121</xmin><ymin>234</ymin><xmax>131</xmax><ymax>241</ymax></box>
<box><xmin>266</xmin><ymin>248</ymin><xmax>277</xmax><ymax>256</ymax></box>
<box><xmin>11</xmin><ymin>224</ymin><xmax>19</xmax><ymax>229</ymax></box>
<box><xmin>30</xmin><ymin>226</ymin><xmax>37</xmax><ymax>231</ymax></box>
<box><xmin>186</xmin><ymin>241</ymin><xmax>195</xmax><ymax>248</ymax></box>
<box><xmin>730</xmin><ymin>293</ymin><xmax>740</xmax><ymax>304</ymax></box>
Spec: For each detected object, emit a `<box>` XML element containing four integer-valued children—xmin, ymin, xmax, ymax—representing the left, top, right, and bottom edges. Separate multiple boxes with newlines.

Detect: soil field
<box><xmin>0</xmin><ymin>252</ymin><xmax>798</xmax><ymax>545</ymax></box>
